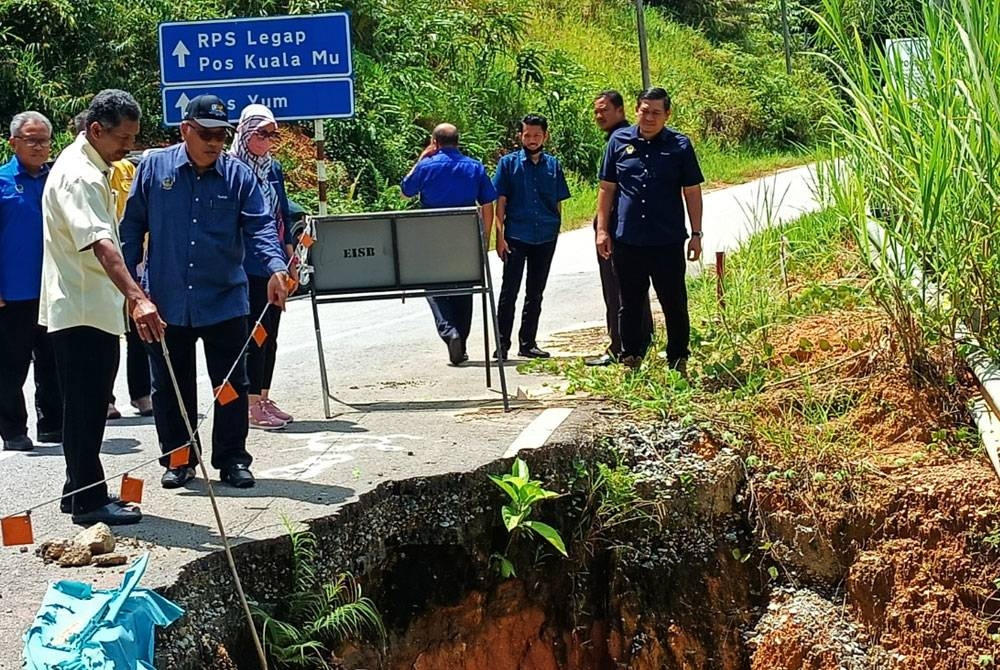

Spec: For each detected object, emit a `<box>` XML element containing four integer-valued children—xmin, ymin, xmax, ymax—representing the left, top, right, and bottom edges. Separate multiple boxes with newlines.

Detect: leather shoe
<box><xmin>2</xmin><ymin>435</ymin><xmax>33</xmax><ymax>451</ymax></box>
<box><xmin>221</xmin><ymin>464</ymin><xmax>256</xmax><ymax>488</ymax></box>
<box><xmin>62</xmin><ymin>494</ymin><xmax>126</xmax><ymax>515</ymax></box>
<box><xmin>447</xmin><ymin>336</ymin><xmax>465</xmax><ymax>366</ymax></box>
<box><xmin>161</xmin><ymin>466</ymin><xmax>196</xmax><ymax>489</ymax></box>
<box><xmin>72</xmin><ymin>501</ymin><xmax>142</xmax><ymax>526</ymax></box>
<box><xmin>584</xmin><ymin>353</ymin><xmax>615</xmax><ymax>367</ymax></box>
<box><xmin>492</xmin><ymin>348</ymin><xmax>508</xmax><ymax>362</ymax></box>
<box><xmin>37</xmin><ymin>430</ymin><xmax>62</xmax><ymax>444</ymax></box>
<box><xmin>130</xmin><ymin>396</ymin><xmax>154</xmax><ymax>417</ymax></box>
<box><xmin>518</xmin><ymin>347</ymin><xmax>550</xmax><ymax>359</ymax></box>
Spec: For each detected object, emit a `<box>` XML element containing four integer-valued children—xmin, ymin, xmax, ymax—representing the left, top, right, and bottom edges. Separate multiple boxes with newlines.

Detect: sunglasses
<box><xmin>186</xmin><ymin>123</ymin><xmax>232</xmax><ymax>143</ymax></box>
<box><xmin>253</xmin><ymin>130</ymin><xmax>281</xmax><ymax>141</ymax></box>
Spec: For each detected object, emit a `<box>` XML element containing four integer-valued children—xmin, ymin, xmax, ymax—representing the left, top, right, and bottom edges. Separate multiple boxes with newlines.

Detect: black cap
<box><xmin>183</xmin><ymin>94</ymin><xmax>233</xmax><ymax>129</ymax></box>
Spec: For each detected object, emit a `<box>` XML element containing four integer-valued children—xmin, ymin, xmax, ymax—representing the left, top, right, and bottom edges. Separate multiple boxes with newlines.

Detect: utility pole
<box><xmin>636</xmin><ymin>0</ymin><xmax>651</xmax><ymax>88</ymax></box>
<box><xmin>779</xmin><ymin>0</ymin><xmax>793</xmax><ymax>74</ymax></box>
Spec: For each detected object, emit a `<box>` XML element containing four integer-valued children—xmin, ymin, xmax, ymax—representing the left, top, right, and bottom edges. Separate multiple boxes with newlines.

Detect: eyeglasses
<box><xmin>14</xmin><ymin>137</ymin><xmax>51</xmax><ymax>149</ymax></box>
<box><xmin>254</xmin><ymin>130</ymin><xmax>281</xmax><ymax>141</ymax></box>
<box><xmin>186</xmin><ymin>123</ymin><xmax>231</xmax><ymax>143</ymax></box>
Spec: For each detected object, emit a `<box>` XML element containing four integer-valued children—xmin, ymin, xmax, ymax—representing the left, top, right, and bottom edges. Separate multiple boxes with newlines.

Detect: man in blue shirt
<box><xmin>401</xmin><ymin>123</ymin><xmax>497</xmax><ymax>365</ymax></box>
<box><xmin>491</xmin><ymin>114</ymin><xmax>571</xmax><ymax>360</ymax></box>
<box><xmin>596</xmin><ymin>87</ymin><xmax>705</xmax><ymax>374</ymax></box>
<box><xmin>121</xmin><ymin>95</ymin><xmax>289</xmax><ymax>490</ymax></box>
<box><xmin>0</xmin><ymin>111</ymin><xmax>62</xmax><ymax>451</ymax></box>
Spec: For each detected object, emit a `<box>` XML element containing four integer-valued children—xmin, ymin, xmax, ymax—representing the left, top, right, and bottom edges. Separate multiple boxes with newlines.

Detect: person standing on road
<box><xmin>585</xmin><ymin>90</ymin><xmax>653</xmax><ymax>367</ymax></box>
<box><xmin>0</xmin><ymin>111</ymin><xmax>62</xmax><ymax>452</ymax></box>
<box><xmin>41</xmin><ymin>89</ymin><xmax>163</xmax><ymax>525</ymax></box>
<box><xmin>72</xmin><ymin>111</ymin><xmax>153</xmax><ymax>421</ymax></box>
<box><xmin>490</xmin><ymin>114</ymin><xmax>571</xmax><ymax>360</ymax></box>
<box><xmin>401</xmin><ymin>123</ymin><xmax>497</xmax><ymax>366</ymax></box>
<box><xmin>121</xmin><ymin>94</ymin><xmax>289</xmax><ymax>491</ymax></box>
<box><xmin>596</xmin><ymin>87</ymin><xmax>705</xmax><ymax>374</ymax></box>
<box><xmin>229</xmin><ymin>103</ymin><xmax>297</xmax><ymax>430</ymax></box>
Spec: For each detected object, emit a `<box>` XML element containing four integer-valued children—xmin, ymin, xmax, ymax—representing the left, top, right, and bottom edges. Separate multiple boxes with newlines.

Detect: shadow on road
<box><xmin>280</xmin><ymin>419</ymin><xmax>367</xmax><ymax>434</ymax></box>
<box><xmin>174</xmin><ymin>477</ymin><xmax>354</xmax><ymax>507</ymax></box>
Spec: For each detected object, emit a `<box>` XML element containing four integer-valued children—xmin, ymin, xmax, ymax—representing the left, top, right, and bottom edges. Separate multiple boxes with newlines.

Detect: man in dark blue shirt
<box><xmin>0</xmin><ymin>111</ymin><xmax>62</xmax><ymax>451</ymax></box>
<box><xmin>400</xmin><ymin>123</ymin><xmax>497</xmax><ymax>365</ymax></box>
<box><xmin>596</xmin><ymin>87</ymin><xmax>704</xmax><ymax>374</ymax></box>
<box><xmin>586</xmin><ymin>90</ymin><xmax>653</xmax><ymax>367</ymax></box>
<box><xmin>121</xmin><ymin>95</ymin><xmax>289</xmax><ymax>490</ymax></box>
<box><xmin>491</xmin><ymin>114</ymin><xmax>571</xmax><ymax>359</ymax></box>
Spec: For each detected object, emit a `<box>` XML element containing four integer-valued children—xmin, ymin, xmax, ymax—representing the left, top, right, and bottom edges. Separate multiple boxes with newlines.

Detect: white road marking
<box><xmin>259</xmin><ymin>432</ymin><xmax>421</xmax><ymax>480</ymax></box>
<box><xmin>503</xmin><ymin>408</ymin><xmax>573</xmax><ymax>458</ymax></box>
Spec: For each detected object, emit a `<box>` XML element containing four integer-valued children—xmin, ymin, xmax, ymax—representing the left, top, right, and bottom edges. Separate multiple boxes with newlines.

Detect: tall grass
<box><xmin>815</xmin><ymin>0</ymin><xmax>1000</xmax><ymax>368</ymax></box>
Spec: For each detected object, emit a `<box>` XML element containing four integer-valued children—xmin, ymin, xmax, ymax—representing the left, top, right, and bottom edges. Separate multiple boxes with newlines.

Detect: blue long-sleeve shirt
<box><xmin>120</xmin><ymin>144</ymin><xmax>285</xmax><ymax>328</ymax></box>
<box><xmin>0</xmin><ymin>156</ymin><xmax>48</xmax><ymax>301</ymax></box>
<box><xmin>400</xmin><ymin>147</ymin><xmax>497</xmax><ymax>208</ymax></box>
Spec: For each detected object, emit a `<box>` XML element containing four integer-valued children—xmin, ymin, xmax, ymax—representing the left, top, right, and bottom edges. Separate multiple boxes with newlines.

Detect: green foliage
<box><xmin>252</xmin><ymin>521</ymin><xmax>385</xmax><ymax>669</ymax></box>
<box><xmin>489</xmin><ymin>457</ymin><xmax>568</xmax><ymax>577</ymax></box>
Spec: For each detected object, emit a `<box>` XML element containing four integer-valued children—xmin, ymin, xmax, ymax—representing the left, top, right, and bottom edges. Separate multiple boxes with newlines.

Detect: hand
<box><xmin>130</xmin><ymin>296</ymin><xmax>166</xmax><ymax>343</ymax></box>
<box><xmin>268</xmin><ymin>271</ymin><xmax>290</xmax><ymax>310</ymax></box>
<box><xmin>496</xmin><ymin>237</ymin><xmax>509</xmax><ymax>261</ymax></box>
<box><xmin>0</xmin><ymin>295</ymin><xmax>5</xmax><ymax>308</ymax></box>
<box><xmin>596</xmin><ymin>229</ymin><xmax>612</xmax><ymax>260</ymax></box>
<box><xmin>687</xmin><ymin>235</ymin><xmax>702</xmax><ymax>262</ymax></box>
<box><xmin>418</xmin><ymin>140</ymin><xmax>438</xmax><ymax>161</ymax></box>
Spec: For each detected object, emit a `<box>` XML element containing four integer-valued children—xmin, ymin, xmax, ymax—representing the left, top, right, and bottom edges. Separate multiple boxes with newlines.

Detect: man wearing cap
<box><xmin>41</xmin><ymin>89</ymin><xmax>164</xmax><ymax>526</ymax></box>
<box><xmin>121</xmin><ymin>94</ymin><xmax>289</xmax><ymax>490</ymax></box>
<box><xmin>400</xmin><ymin>123</ymin><xmax>497</xmax><ymax>365</ymax></box>
<box><xmin>0</xmin><ymin>111</ymin><xmax>62</xmax><ymax>453</ymax></box>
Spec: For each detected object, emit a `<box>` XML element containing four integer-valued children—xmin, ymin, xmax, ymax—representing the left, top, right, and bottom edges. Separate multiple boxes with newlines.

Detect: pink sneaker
<box><xmin>249</xmin><ymin>400</ymin><xmax>286</xmax><ymax>430</ymax></box>
<box><xmin>262</xmin><ymin>398</ymin><xmax>293</xmax><ymax>423</ymax></box>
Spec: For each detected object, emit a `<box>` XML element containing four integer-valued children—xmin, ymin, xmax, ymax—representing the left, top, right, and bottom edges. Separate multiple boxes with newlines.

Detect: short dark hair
<box><xmin>637</xmin><ymin>87</ymin><xmax>671</xmax><ymax>111</ymax></box>
<box><xmin>86</xmin><ymin>89</ymin><xmax>141</xmax><ymax>131</ymax></box>
<box><xmin>432</xmin><ymin>125</ymin><xmax>459</xmax><ymax>147</ymax></box>
<box><xmin>594</xmin><ymin>90</ymin><xmax>624</xmax><ymax>109</ymax></box>
<box><xmin>518</xmin><ymin>113</ymin><xmax>548</xmax><ymax>133</ymax></box>
<box><xmin>72</xmin><ymin>111</ymin><xmax>87</xmax><ymax>134</ymax></box>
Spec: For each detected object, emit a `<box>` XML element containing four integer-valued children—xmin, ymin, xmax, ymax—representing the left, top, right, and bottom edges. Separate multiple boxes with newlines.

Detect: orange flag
<box><xmin>169</xmin><ymin>445</ymin><xmax>190</xmax><ymax>469</ymax></box>
<box><xmin>252</xmin><ymin>323</ymin><xmax>268</xmax><ymax>348</ymax></box>
<box><xmin>285</xmin><ymin>276</ymin><xmax>299</xmax><ymax>294</ymax></box>
<box><xmin>300</xmin><ymin>232</ymin><xmax>314</xmax><ymax>248</ymax></box>
<box><xmin>120</xmin><ymin>474</ymin><xmax>144</xmax><ymax>504</ymax></box>
<box><xmin>1</xmin><ymin>514</ymin><xmax>33</xmax><ymax>546</ymax></box>
<box><xmin>215</xmin><ymin>381</ymin><xmax>239</xmax><ymax>406</ymax></box>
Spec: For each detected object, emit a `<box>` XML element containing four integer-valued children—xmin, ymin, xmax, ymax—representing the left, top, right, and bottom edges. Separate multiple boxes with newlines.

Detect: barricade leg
<box><xmin>482</xmin><ymin>291</ymin><xmax>491</xmax><ymax>387</ymax></box>
<box><xmin>310</xmin><ymin>291</ymin><xmax>333</xmax><ymax>419</ymax></box>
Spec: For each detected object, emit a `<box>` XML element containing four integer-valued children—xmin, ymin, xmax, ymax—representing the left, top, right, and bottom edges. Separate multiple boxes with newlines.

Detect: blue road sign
<box><xmin>159</xmin><ymin>13</ymin><xmax>352</xmax><ymax>85</ymax></box>
<box><xmin>162</xmin><ymin>79</ymin><xmax>355</xmax><ymax>125</ymax></box>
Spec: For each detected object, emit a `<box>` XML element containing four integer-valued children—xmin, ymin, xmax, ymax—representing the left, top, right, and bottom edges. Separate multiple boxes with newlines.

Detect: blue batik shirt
<box><xmin>120</xmin><ymin>144</ymin><xmax>285</xmax><ymax>328</ymax></box>
<box><xmin>492</xmin><ymin>150</ymin><xmax>571</xmax><ymax>245</ymax></box>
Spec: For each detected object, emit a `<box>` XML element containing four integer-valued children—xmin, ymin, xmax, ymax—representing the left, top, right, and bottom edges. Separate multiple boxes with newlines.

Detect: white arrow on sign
<box><xmin>172</xmin><ymin>41</ymin><xmax>190</xmax><ymax>68</ymax></box>
<box><xmin>175</xmin><ymin>93</ymin><xmax>190</xmax><ymax>112</ymax></box>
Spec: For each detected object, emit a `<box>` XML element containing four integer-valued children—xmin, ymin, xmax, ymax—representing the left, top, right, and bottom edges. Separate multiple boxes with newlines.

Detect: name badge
<box><xmin>14</xmin><ymin>184</ymin><xmax>24</xmax><ymax>193</ymax></box>
<box><xmin>161</xmin><ymin>177</ymin><xmax>174</xmax><ymax>190</ymax></box>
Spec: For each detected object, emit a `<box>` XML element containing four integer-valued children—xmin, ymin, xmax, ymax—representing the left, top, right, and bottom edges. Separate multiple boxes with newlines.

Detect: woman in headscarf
<box><xmin>231</xmin><ymin>104</ymin><xmax>296</xmax><ymax>429</ymax></box>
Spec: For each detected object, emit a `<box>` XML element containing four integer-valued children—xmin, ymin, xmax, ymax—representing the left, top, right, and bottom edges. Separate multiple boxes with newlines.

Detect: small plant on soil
<box><xmin>252</xmin><ymin>521</ymin><xmax>386</xmax><ymax>669</ymax></box>
<box><xmin>489</xmin><ymin>457</ymin><xmax>568</xmax><ymax>578</ymax></box>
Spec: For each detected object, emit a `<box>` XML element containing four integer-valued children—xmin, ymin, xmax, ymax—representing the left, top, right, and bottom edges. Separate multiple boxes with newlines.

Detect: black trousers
<box><xmin>146</xmin><ymin>316</ymin><xmax>252</xmax><ymax>471</ymax></box>
<box><xmin>110</xmin><ymin>319</ymin><xmax>152</xmax><ymax>404</ymax></box>
<box><xmin>247</xmin><ymin>274</ymin><xmax>281</xmax><ymax>394</ymax></box>
<box><xmin>597</xmin><ymin>246</ymin><xmax>653</xmax><ymax>356</ymax></box>
<box><xmin>497</xmin><ymin>238</ymin><xmax>557</xmax><ymax>352</ymax></box>
<box><xmin>612</xmin><ymin>242</ymin><xmax>690</xmax><ymax>363</ymax></box>
<box><xmin>427</xmin><ymin>295</ymin><xmax>473</xmax><ymax>343</ymax></box>
<box><xmin>0</xmin><ymin>300</ymin><xmax>61</xmax><ymax>440</ymax></box>
<box><xmin>51</xmin><ymin>326</ymin><xmax>118</xmax><ymax>514</ymax></box>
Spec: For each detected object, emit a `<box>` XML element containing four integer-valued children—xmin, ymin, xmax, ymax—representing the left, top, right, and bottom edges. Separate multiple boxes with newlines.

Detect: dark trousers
<box><xmin>247</xmin><ymin>274</ymin><xmax>281</xmax><ymax>394</ymax></box>
<box><xmin>146</xmin><ymin>316</ymin><xmax>252</xmax><ymax>471</ymax></box>
<box><xmin>110</xmin><ymin>320</ymin><xmax>152</xmax><ymax>404</ymax></box>
<box><xmin>427</xmin><ymin>295</ymin><xmax>473</xmax><ymax>344</ymax></box>
<box><xmin>612</xmin><ymin>242</ymin><xmax>690</xmax><ymax>363</ymax></box>
<box><xmin>597</xmin><ymin>247</ymin><xmax>653</xmax><ymax>356</ymax></box>
<box><xmin>497</xmin><ymin>238</ymin><xmax>557</xmax><ymax>352</ymax></box>
<box><xmin>52</xmin><ymin>327</ymin><xmax>118</xmax><ymax>514</ymax></box>
<box><xmin>0</xmin><ymin>300</ymin><xmax>61</xmax><ymax>440</ymax></box>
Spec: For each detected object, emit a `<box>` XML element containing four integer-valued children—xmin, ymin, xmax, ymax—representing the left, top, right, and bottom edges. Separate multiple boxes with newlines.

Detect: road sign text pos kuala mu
<box><xmin>159</xmin><ymin>13</ymin><xmax>352</xmax><ymax>85</ymax></box>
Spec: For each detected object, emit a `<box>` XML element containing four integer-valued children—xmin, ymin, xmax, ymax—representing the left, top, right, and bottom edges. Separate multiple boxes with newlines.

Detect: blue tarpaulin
<box><xmin>23</xmin><ymin>552</ymin><xmax>184</xmax><ymax>669</ymax></box>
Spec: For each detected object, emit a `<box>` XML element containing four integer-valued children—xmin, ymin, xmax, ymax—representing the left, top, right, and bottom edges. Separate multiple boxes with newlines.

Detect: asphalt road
<box><xmin>0</xmin><ymin>165</ymin><xmax>818</xmax><ymax>666</ymax></box>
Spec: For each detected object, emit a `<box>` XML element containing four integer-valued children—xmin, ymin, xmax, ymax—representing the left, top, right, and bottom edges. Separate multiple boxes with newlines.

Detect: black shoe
<box><xmin>584</xmin><ymin>353</ymin><xmax>615</xmax><ymax>367</ymax></box>
<box><xmin>2</xmin><ymin>435</ymin><xmax>33</xmax><ymax>452</ymax></box>
<box><xmin>72</xmin><ymin>501</ymin><xmax>142</xmax><ymax>526</ymax></box>
<box><xmin>492</xmin><ymin>348</ymin><xmax>508</xmax><ymax>362</ymax></box>
<box><xmin>518</xmin><ymin>347</ymin><xmax>550</xmax><ymax>359</ymax></box>
<box><xmin>621</xmin><ymin>355</ymin><xmax>643</xmax><ymax>370</ymax></box>
<box><xmin>61</xmin><ymin>494</ymin><xmax>126</xmax><ymax>515</ymax></box>
<box><xmin>161</xmin><ymin>466</ymin><xmax>196</xmax><ymax>489</ymax></box>
<box><xmin>447</xmin><ymin>336</ymin><xmax>465</xmax><ymax>366</ymax></box>
<box><xmin>37</xmin><ymin>431</ymin><xmax>62</xmax><ymax>444</ymax></box>
<box><xmin>221</xmin><ymin>464</ymin><xmax>256</xmax><ymax>488</ymax></box>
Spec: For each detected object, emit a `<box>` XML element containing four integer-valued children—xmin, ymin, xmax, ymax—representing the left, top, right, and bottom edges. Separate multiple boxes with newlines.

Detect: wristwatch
<box><xmin>690</xmin><ymin>231</ymin><xmax>703</xmax><ymax>237</ymax></box>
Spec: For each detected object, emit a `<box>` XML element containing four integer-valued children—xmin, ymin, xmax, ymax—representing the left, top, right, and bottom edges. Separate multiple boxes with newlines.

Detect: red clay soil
<box><xmin>749</xmin><ymin>310</ymin><xmax>1000</xmax><ymax>669</ymax></box>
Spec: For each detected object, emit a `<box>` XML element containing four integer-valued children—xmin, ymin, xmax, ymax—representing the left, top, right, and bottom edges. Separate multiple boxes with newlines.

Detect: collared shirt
<box><xmin>109</xmin><ymin>158</ymin><xmax>136</xmax><ymax>221</ymax></box>
<box><xmin>39</xmin><ymin>134</ymin><xmax>126</xmax><ymax>335</ymax></box>
<box><xmin>492</xmin><ymin>150</ymin><xmax>571</xmax><ymax>245</ymax></box>
<box><xmin>0</xmin><ymin>156</ymin><xmax>48</xmax><ymax>301</ymax></box>
<box><xmin>121</xmin><ymin>143</ymin><xmax>285</xmax><ymax>328</ymax></box>
<box><xmin>400</xmin><ymin>147</ymin><xmax>497</xmax><ymax>208</ymax></box>
<box><xmin>599</xmin><ymin>125</ymin><xmax>704</xmax><ymax>246</ymax></box>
